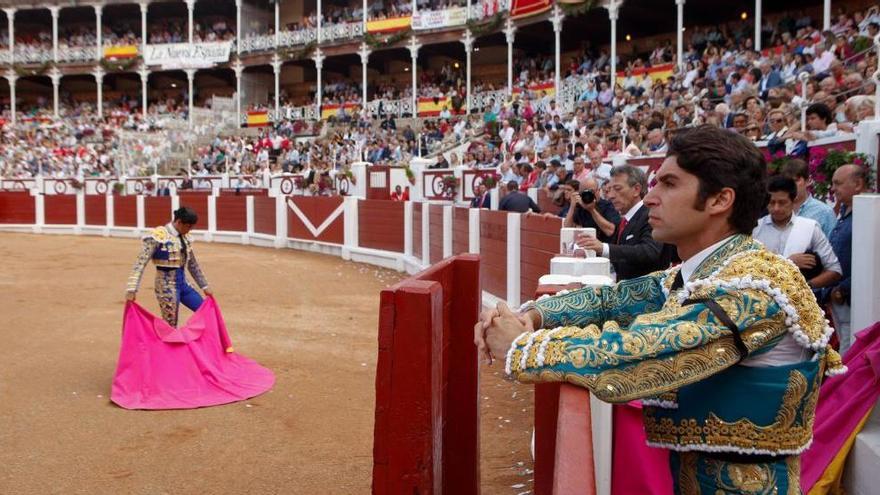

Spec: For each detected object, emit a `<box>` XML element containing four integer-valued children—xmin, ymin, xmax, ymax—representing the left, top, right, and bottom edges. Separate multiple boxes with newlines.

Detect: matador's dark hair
<box><xmin>173</xmin><ymin>207</ymin><xmax>198</xmax><ymax>225</ymax></box>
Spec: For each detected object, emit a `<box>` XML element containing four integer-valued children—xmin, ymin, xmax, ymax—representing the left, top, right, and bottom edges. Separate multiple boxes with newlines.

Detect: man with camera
<box><xmin>562</xmin><ymin>177</ymin><xmax>619</xmax><ymax>242</ymax></box>
<box><xmin>577</xmin><ymin>165</ymin><xmax>671</xmax><ymax>280</ymax></box>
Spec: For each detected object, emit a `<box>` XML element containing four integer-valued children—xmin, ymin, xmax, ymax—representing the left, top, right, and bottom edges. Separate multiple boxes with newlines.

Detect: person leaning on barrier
<box><xmin>498</xmin><ymin>180</ymin><xmax>540</xmax><ymax>214</ymax></box>
<box><xmin>562</xmin><ymin>177</ymin><xmax>619</xmax><ymax>242</ymax></box>
<box><xmin>576</xmin><ymin>165</ymin><xmax>671</xmax><ymax>280</ymax></box>
<box><xmin>475</xmin><ymin>125</ymin><xmax>846</xmax><ymax>494</ymax></box>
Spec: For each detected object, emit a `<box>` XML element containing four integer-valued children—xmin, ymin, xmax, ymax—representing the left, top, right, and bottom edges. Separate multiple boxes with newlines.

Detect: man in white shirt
<box><xmin>752</xmin><ymin>176</ymin><xmax>841</xmax><ymax>290</ymax></box>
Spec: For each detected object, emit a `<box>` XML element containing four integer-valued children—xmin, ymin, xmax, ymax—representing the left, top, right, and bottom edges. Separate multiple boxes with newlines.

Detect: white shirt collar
<box><xmin>623</xmin><ymin>200</ymin><xmax>644</xmax><ymax>222</ymax></box>
<box><xmin>679</xmin><ymin>235</ymin><xmax>736</xmax><ymax>283</ymax></box>
<box><xmin>165</xmin><ymin>222</ymin><xmax>179</xmax><ymax>237</ymax></box>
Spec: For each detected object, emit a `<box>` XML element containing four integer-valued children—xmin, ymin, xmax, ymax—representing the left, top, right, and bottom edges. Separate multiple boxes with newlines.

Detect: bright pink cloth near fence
<box><xmin>801</xmin><ymin>322</ymin><xmax>880</xmax><ymax>492</ymax></box>
<box><xmin>612</xmin><ymin>402</ymin><xmax>673</xmax><ymax>495</ymax></box>
<box><xmin>111</xmin><ymin>297</ymin><xmax>275</xmax><ymax>410</ymax></box>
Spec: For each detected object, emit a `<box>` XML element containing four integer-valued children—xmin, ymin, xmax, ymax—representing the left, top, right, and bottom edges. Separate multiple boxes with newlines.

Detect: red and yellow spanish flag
<box><xmin>246</xmin><ymin>111</ymin><xmax>269</xmax><ymax>127</ymax></box>
<box><xmin>513</xmin><ymin>81</ymin><xmax>556</xmax><ymax>98</ymax></box>
<box><xmin>615</xmin><ymin>63</ymin><xmax>675</xmax><ymax>86</ymax></box>
<box><xmin>321</xmin><ymin>103</ymin><xmax>359</xmax><ymax>120</ymax></box>
<box><xmin>103</xmin><ymin>45</ymin><xmax>139</xmax><ymax>59</ymax></box>
<box><xmin>510</xmin><ymin>0</ymin><xmax>552</xmax><ymax>19</ymax></box>
<box><xmin>366</xmin><ymin>16</ymin><xmax>412</xmax><ymax>33</ymax></box>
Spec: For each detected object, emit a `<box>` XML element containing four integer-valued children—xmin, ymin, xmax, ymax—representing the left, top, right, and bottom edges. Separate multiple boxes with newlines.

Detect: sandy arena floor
<box><xmin>0</xmin><ymin>233</ymin><xmax>534</xmax><ymax>495</ymax></box>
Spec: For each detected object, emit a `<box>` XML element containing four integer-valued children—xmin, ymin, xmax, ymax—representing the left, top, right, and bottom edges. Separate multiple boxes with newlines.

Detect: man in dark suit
<box><xmin>498</xmin><ymin>181</ymin><xmax>540</xmax><ymax>214</ymax></box>
<box><xmin>577</xmin><ymin>165</ymin><xmax>670</xmax><ymax>280</ymax></box>
<box><xmin>758</xmin><ymin>61</ymin><xmax>783</xmax><ymax>99</ymax></box>
<box><xmin>471</xmin><ymin>183</ymin><xmax>491</xmax><ymax>208</ymax></box>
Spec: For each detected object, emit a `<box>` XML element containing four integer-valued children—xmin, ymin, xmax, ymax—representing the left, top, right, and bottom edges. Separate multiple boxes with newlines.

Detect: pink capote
<box><xmin>801</xmin><ymin>322</ymin><xmax>880</xmax><ymax>492</ymax></box>
<box><xmin>612</xmin><ymin>402</ymin><xmax>673</xmax><ymax>495</ymax></box>
<box><xmin>111</xmin><ymin>297</ymin><xmax>275</xmax><ymax>410</ymax></box>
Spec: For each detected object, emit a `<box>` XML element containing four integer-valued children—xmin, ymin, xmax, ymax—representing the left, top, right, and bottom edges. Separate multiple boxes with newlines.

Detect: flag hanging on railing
<box><xmin>510</xmin><ymin>0</ymin><xmax>552</xmax><ymax>19</ymax></box>
<box><xmin>103</xmin><ymin>45</ymin><xmax>139</xmax><ymax>59</ymax></box>
<box><xmin>366</xmin><ymin>16</ymin><xmax>412</xmax><ymax>33</ymax></box>
<box><xmin>246</xmin><ymin>111</ymin><xmax>269</xmax><ymax>127</ymax></box>
<box><xmin>615</xmin><ymin>63</ymin><xmax>675</xmax><ymax>86</ymax></box>
<box><xmin>321</xmin><ymin>103</ymin><xmax>360</xmax><ymax>120</ymax></box>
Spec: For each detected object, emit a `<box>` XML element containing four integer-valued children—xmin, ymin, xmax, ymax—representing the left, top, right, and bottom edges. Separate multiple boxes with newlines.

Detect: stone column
<box><xmin>4</xmin><ymin>71</ymin><xmax>16</xmax><ymax>125</ymax></box>
<box><xmin>3</xmin><ymin>8</ymin><xmax>15</xmax><ymax>63</ymax></box>
<box><xmin>504</xmin><ymin>19</ymin><xmax>515</xmax><ymax>96</ymax></box>
<box><xmin>271</xmin><ymin>54</ymin><xmax>281</xmax><ymax>119</ymax></box>
<box><xmin>95</xmin><ymin>5</ymin><xmax>103</xmax><ymax>61</ymax></box>
<box><xmin>93</xmin><ymin>67</ymin><xmax>105</xmax><ymax>117</ymax></box>
<box><xmin>140</xmin><ymin>2</ymin><xmax>149</xmax><ymax>55</ymax></box>
<box><xmin>139</xmin><ymin>68</ymin><xmax>149</xmax><ymax>119</ymax></box>
<box><xmin>186</xmin><ymin>0</ymin><xmax>196</xmax><ymax>44</ymax></box>
<box><xmin>408</xmin><ymin>37</ymin><xmax>421</xmax><ymax>118</ymax></box>
<box><xmin>358</xmin><ymin>42</ymin><xmax>370</xmax><ymax>106</ymax></box>
<box><xmin>185</xmin><ymin>68</ymin><xmax>196</xmax><ymax>126</ymax></box>
<box><xmin>313</xmin><ymin>48</ymin><xmax>325</xmax><ymax>118</ymax></box>
<box><xmin>233</xmin><ymin>60</ymin><xmax>243</xmax><ymax>122</ymax></box>
<box><xmin>49</xmin><ymin>6</ymin><xmax>60</xmax><ymax>63</ymax></box>
<box><xmin>461</xmin><ymin>29</ymin><xmax>474</xmax><ymax>115</ymax></box>
<box><xmin>550</xmin><ymin>6</ymin><xmax>564</xmax><ymax>99</ymax></box>
<box><xmin>676</xmin><ymin>0</ymin><xmax>685</xmax><ymax>71</ymax></box>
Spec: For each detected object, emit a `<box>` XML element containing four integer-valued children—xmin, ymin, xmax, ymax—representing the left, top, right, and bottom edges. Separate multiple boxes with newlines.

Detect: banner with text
<box><xmin>144</xmin><ymin>41</ymin><xmax>233</xmax><ymax>70</ymax></box>
<box><xmin>412</xmin><ymin>7</ymin><xmax>468</xmax><ymax>30</ymax></box>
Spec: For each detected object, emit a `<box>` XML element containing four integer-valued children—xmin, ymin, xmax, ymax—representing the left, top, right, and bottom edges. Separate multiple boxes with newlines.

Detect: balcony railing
<box><xmin>469</xmin><ymin>0</ymin><xmax>510</xmax><ymax>21</ymax></box>
<box><xmin>321</xmin><ymin>22</ymin><xmax>363</xmax><ymax>43</ymax></box>
<box><xmin>15</xmin><ymin>48</ymin><xmax>52</xmax><ymax>64</ymax></box>
<box><xmin>0</xmin><ymin>49</ymin><xmax>10</xmax><ymax>64</ymax></box>
<box><xmin>58</xmin><ymin>45</ymin><xmax>99</xmax><ymax>63</ymax></box>
<box><xmin>278</xmin><ymin>28</ymin><xmax>317</xmax><ymax>48</ymax></box>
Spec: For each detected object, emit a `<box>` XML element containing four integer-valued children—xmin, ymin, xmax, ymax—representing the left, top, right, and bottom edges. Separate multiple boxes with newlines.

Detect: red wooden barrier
<box><xmin>253</xmin><ymin>195</ymin><xmax>276</xmax><ymax>236</ymax></box>
<box><xmin>429</xmin><ymin>205</ymin><xmax>444</xmax><ymax>264</ymax></box>
<box><xmin>520</xmin><ymin>215</ymin><xmax>562</xmax><ymax>302</ymax></box>
<box><xmin>413</xmin><ymin>202</ymin><xmax>423</xmax><ymax>260</ymax></box>
<box><xmin>179</xmin><ymin>195</ymin><xmax>208</xmax><ymax>228</ymax></box>
<box><xmin>452</xmin><ymin>207</ymin><xmax>469</xmax><ymax>256</ymax></box>
<box><xmin>44</xmin><ymin>195</ymin><xmax>77</xmax><ymax>225</ymax></box>
<box><xmin>532</xmin><ymin>283</ymin><xmax>596</xmax><ymax>495</ymax></box>
<box><xmin>359</xmin><ymin>199</ymin><xmax>404</xmax><ymax>251</ymax></box>
<box><xmin>84</xmin><ymin>195</ymin><xmax>106</xmax><ymax>226</ymax></box>
<box><xmin>373</xmin><ymin>254</ymin><xmax>481</xmax><ymax>495</ymax></box>
<box><xmin>0</xmin><ymin>192</ymin><xmax>35</xmax><ymax>224</ymax></box>
<box><xmin>479</xmin><ymin>210</ymin><xmax>507</xmax><ymax>299</ymax></box>
<box><xmin>288</xmin><ymin>196</ymin><xmax>344</xmax><ymax>243</ymax></box>
<box><xmin>113</xmin><ymin>195</ymin><xmax>138</xmax><ymax>227</ymax></box>
<box><xmin>367</xmin><ymin>165</ymin><xmax>391</xmax><ymax>200</ymax></box>
<box><xmin>215</xmin><ymin>196</ymin><xmax>247</xmax><ymax>232</ymax></box>
<box><xmin>144</xmin><ymin>196</ymin><xmax>172</xmax><ymax>227</ymax></box>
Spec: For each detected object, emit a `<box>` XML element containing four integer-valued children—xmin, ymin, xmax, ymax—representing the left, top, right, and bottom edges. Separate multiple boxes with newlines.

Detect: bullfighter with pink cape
<box><xmin>111</xmin><ymin>297</ymin><xmax>275</xmax><ymax>410</ymax></box>
<box><xmin>114</xmin><ymin>206</ymin><xmax>273</xmax><ymax>410</ymax></box>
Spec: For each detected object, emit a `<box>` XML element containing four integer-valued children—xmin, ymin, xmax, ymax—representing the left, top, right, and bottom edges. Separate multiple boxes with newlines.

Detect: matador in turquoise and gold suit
<box><xmin>509</xmin><ymin>234</ymin><xmax>846</xmax><ymax>495</ymax></box>
<box><xmin>126</xmin><ymin>223</ymin><xmax>210</xmax><ymax>327</ymax></box>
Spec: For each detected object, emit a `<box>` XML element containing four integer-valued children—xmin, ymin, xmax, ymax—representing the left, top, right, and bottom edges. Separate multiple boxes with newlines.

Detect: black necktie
<box><xmin>671</xmin><ymin>271</ymin><xmax>684</xmax><ymax>291</ymax></box>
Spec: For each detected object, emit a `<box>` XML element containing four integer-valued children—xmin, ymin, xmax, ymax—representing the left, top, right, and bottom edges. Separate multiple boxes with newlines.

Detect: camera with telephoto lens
<box><xmin>579</xmin><ymin>190</ymin><xmax>596</xmax><ymax>205</ymax></box>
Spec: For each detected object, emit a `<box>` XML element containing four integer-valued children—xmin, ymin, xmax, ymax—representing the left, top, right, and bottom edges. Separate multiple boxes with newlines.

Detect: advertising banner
<box><xmin>144</xmin><ymin>41</ymin><xmax>233</xmax><ymax>70</ymax></box>
<box><xmin>412</xmin><ymin>7</ymin><xmax>468</xmax><ymax>30</ymax></box>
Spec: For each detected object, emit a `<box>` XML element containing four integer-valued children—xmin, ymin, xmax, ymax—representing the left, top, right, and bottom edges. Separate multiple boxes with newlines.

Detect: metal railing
<box><xmin>58</xmin><ymin>45</ymin><xmax>99</xmax><ymax>63</ymax></box>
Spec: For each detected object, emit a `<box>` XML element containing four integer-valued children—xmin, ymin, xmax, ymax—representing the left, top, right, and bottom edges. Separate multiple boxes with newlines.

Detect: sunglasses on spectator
<box><xmin>770</xmin><ymin>118</ymin><xmax>784</xmax><ymax>123</ymax></box>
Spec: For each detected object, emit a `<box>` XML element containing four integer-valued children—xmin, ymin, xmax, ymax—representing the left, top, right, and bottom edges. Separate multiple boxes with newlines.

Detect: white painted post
<box><xmin>140</xmin><ymin>2</ymin><xmax>148</xmax><ymax>56</ymax></box>
<box><xmin>462</xmin><ymin>30</ymin><xmax>474</xmax><ymax>115</ymax></box>
<box><xmin>274</xmin><ymin>194</ymin><xmax>288</xmax><ymax>248</ymax></box>
<box><xmin>49</xmin><ymin>6</ymin><xmax>59</xmax><ymax>64</ymax></box>
<box><xmin>404</xmin><ymin>201</ymin><xmax>414</xmax><ymax>257</ymax></box>
<box><xmin>421</xmin><ymin>202</ymin><xmax>430</xmax><ymax>267</ymax></box>
<box><xmin>246</xmin><ymin>195</ymin><xmax>255</xmax><ymax>236</ymax></box>
<box><xmin>823</xmin><ymin>0</ymin><xmax>831</xmax><ymax>31</ymax></box>
<box><xmin>186</xmin><ymin>0</ymin><xmax>195</xmax><ymax>44</ymax></box>
<box><xmin>468</xmin><ymin>208</ymin><xmax>480</xmax><ymax>254</ymax></box>
<box><xmin>442</xmin><ymin>205</ymin><xmax>453</xmax><ymax>258</ymax></box>
<box><xmin>93</xmin><ymin>67</ymin><xmax>105</xmax><ymax>118</ymax></box>
<box><xmin>206</xmin><ymin>194</ymin><xmax>217</xmax><ymax>242</ymax></box>
<box><xmin>95</xmin><ymin>5</ymin><xmax>103</xmax><ymax>60</ymax></box>
<box><xmin>140</xmin><ymin>69</ymin><xmax>149</xmax><ymax>119</ymax></box>
<box><xmin>343</xmin><ymin>195</ymin><xmax>359</xmax><ymax>251</ymax></box>
<box><xmin>272</xmin><ymin>54</ymin><xmax>281</xmax><ymax>118</ymax></box>
<box><xmin>50</xmin><ymin>68</ymin><xmax>61</xmax><ymax>119</ymax></box>
<box><xmin>171</xmin><ymin>195</ymin><xmax>180</xmax><ymax>218</ymax></box>
<box><xmin>185</xmin><ymin>68</ymin><xmax>196</xmax><ymax>127</ymax></box>
<box><xmin>34</xmin><ymin>194</ymin><xmax>45</xmax><ymax>234</ymax></box>
<box><xmin>136</xmin><ymin>195</ymin><xmax>146</xmax><ymax>231</ymax></box>
<box><xmin>4</xmin><ymin>72</ymin><xmax>15</xmax><ymax>125</ymax></box>
<box><xmin>490</xmin><ymin>186</ymin><xmax>500</xmax><ymax>210</ymax></box>
<box><xmin>551</xmin><ymin>6</ymin><xmax>564</xmax><ymax>99</ymax></box>
<box><xmin>506</xmin><ymin>212</ymin><xmax>521</xmax><ymax>307</ymax></box>
<box><xmin>409</xmin><ymin>37</ymin><xmax>421</xmax><ymax>118</ymax></box>
<box><xmin>75</xmin><ymin>189</ymin><xmax>85</xmax><ymax>233</ymax></box>
<box><xmin>852</xmin><ymin>194</ymin><xmax>880</xmax><ymax>332</ymax></box>
<box><xmin>106</xmin><ymin>194</ymin><xmax>115</xmax><ymax>230</ymax></box>
<box><xmin>236</xmin><ymin>0</ymin><xmax>242</xmax><ymax>55</ymax></box>
<box><xmin>359</xmin><ymin>43</ymin><xmax>370</xmax><ymax>106</ymax></box>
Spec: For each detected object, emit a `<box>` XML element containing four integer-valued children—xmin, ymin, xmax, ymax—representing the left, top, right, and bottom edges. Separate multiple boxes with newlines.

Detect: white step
<box><xmin>844</xmin><ymin>401</ymin><xmax>880</xmax><ymax>495</ymax></box>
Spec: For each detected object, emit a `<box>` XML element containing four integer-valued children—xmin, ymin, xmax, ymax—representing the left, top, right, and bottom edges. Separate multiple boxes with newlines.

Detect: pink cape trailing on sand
<box><xmin>111</xmin><ymin>297</ymin><xmax>275</xmax><ymax>410</ymax></box>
